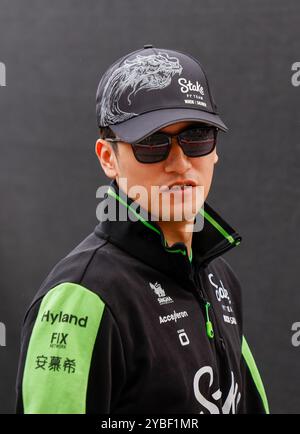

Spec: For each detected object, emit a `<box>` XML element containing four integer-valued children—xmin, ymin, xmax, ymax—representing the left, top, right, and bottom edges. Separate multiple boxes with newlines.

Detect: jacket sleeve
<box><xmin>239</xmin><ymin>335</ymin><xmax>270</xmax><ymax>414</ymax></box>
<box><xmin>15</xmin><ymin>282</ymin><xmax>127</xmax><ymax>414</ymax></box>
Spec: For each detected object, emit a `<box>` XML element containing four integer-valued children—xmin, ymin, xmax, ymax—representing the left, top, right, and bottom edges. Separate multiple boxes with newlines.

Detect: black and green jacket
<box><xmin>16</xmin><ymin>179</ymin><xmax>269</xmax><ymax>414</ymax></box>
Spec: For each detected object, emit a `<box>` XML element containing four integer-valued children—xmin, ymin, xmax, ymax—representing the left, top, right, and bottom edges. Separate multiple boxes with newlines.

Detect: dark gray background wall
<box><xmin>0</xmin><ymin>0</ymin><xmax>299</xmax><ymax>414</ymax></box>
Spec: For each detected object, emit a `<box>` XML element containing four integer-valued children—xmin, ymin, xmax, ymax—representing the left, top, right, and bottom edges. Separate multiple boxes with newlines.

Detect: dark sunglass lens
<box><xmin>179</xmin><ymin>127</ymin><xmax>216</xmax><ymax>156</ymax></box>
<box><xmin>133</xmin><ymin>134</ymin><xmax>170</xmax><ymax>163</ymax></box>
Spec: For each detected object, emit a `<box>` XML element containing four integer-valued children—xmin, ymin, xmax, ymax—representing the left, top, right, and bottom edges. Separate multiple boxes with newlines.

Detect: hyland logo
<box><xmin>159</xmin><ymin>310</ymin><xmax>188</xmax><ymax>324</ymax></box>
<box><xmin>41</xmin><ymin>310</ymin><xmax>88</xmax><ymax>328</ymax></box>
<box><xmin>208</xmin><ymin>273</ymin><xmax>237</xmax><ymax>326</ymax></box>
<box><xmin>149</xmin><ymin>281</ymin><xmax>174</xmax><ymax>305</ymax></box>
<box><xmin>193</xmin><ymin>366</ymin><xmax>241</xmax><ymax>414</ymax></box>
<box><xmin>50</xmin><ymin>332</ymin><xmax>68</xmax><ymax>349</ymax></box>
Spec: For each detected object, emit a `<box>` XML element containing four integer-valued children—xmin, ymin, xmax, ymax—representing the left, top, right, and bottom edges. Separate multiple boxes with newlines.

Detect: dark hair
<box><xmin>99</xmin><ymin>126</ymin><xmax>119</xmax><ymax>156</ymax></box>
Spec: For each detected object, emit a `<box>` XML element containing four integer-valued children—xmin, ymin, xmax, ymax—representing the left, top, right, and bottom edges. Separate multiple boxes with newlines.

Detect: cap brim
<box><xmin>109</xmin><ymin>108</ymin><xmax>228</xmax><ymax>143</ymax></box>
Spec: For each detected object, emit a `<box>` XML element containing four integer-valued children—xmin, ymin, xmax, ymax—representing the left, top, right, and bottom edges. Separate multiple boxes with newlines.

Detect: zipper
<box><xmin>204</xmin><ymin>301</ymin><xmax>214</xmax><ymax>339</ymax></box>
<box><xmin>191</xmin><ymin>269</ymin><xmax>215</xmax><ymax>340</ymax></box>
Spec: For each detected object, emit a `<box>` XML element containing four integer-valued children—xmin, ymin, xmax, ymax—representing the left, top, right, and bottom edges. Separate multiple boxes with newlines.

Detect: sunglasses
<box><xmin>105</xmin><ymin>124</ymin><xmax>219</xmax><ymax>164</ymax></box>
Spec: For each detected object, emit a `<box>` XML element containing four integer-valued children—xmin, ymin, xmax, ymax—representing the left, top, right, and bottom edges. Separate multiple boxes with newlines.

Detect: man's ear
<box><xmin>95</xmin><ymin>138</ymin><xmax>119</xmax><ymax>179</ymax></box>
<box><xmin>214</xmin><ymin>149</ymin><xmax>219</xmax><ymax>164</ymax></box>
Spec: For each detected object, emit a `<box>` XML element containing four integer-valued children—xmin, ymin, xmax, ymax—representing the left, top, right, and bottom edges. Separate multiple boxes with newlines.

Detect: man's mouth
<box><xmin>159</xmin><ymin>180</ymin><xmax>197</xmax><ymax>192</ymax></box>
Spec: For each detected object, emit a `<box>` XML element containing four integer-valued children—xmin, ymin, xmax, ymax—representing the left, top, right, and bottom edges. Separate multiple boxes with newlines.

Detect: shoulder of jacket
<box><xmin>26</xmin><ymin>233</ymin><xmax>113</xmax><ymax>312</ymax></box>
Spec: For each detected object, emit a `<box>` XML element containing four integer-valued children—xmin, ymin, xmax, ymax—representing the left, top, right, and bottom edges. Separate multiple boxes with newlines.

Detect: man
<box><xmin>16</xmin><ymin>45</ymin><xmax>269</xmax><ymax>414</ymax></box>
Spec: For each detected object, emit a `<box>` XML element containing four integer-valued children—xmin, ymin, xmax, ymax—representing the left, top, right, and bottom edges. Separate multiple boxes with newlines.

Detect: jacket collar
<box><xmin>94</xmin><ymin>179</ymin><xmax>242</xmax><ymax>286</ymax></box>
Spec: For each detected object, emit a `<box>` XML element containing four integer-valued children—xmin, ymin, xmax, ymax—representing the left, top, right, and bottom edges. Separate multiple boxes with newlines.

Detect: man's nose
<box><xmin>164</xmin><ymin>137</ymin><xmax>192</xmax><ymax>173</ymax></box>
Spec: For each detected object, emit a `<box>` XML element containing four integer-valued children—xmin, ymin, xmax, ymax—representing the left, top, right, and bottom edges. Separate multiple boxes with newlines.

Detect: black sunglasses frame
<box><xmin>105</xmin><ymin>124</ymin><xmax>219</xmax><ymax>164</ymax></box>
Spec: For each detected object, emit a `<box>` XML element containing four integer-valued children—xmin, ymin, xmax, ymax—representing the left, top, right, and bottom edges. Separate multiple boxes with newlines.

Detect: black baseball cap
<box><xmin>96</xmin><ymin>44</ymin><xmax>228</xmax><ymax>143</ymax></box>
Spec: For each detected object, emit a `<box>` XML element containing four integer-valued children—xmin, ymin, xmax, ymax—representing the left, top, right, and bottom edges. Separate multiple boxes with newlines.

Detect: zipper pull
<box><xmin>205</xmin><ymin>301</ymin><xmax>214</xmax><ymax>339</ymax></box>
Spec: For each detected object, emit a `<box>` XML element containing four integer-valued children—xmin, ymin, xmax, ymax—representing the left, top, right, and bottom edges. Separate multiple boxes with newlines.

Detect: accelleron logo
<box><xmin>159</xmin><ymin>310</ymin><xmax>189</xmax><ymax>324</ymax></box>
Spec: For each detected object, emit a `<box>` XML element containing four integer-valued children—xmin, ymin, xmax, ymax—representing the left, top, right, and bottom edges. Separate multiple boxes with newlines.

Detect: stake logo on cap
<box><xmin>96</xmin><ymin>45</ymin><xmax>228</xmax><ymax>143</ymax></box>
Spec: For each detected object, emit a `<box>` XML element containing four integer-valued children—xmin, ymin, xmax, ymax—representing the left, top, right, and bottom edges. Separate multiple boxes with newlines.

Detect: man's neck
<box><xmin>156</xmin><ymin>220</ymin><xmax>193</xmax><ymax>258</ymax></box>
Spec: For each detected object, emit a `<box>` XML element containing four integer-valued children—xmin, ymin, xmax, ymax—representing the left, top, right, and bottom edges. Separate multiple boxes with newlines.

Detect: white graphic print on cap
<box><xmin>97</xmin><ymin>52</ymin><xmax>183</xmax><ymax>126</ymax></box>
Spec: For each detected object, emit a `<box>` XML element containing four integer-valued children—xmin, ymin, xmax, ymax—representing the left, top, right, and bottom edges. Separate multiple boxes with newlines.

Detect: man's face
<box><xmin>96</xmin><ymin>120</ymin><xmax>219</xmax><ymax>222</ymax></box>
